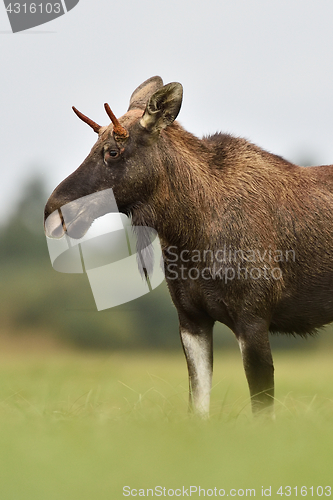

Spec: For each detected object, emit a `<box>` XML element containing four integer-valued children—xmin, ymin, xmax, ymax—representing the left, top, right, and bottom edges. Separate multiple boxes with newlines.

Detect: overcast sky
<box><xmin>1</xmin><ymin>0</ymin><xmax>333</xmax><ymax>222</ymax></box>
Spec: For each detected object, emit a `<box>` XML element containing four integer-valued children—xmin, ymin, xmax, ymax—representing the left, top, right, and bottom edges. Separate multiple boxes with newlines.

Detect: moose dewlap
<box><xmin>44</xmin><ymin>76</ymin><xmax>333</xmax><ymax>417</ymax></box>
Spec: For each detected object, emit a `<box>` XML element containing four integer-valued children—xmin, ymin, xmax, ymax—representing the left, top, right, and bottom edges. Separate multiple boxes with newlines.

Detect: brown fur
<box><xmin>44</xmin><ymin>76</ymin><xmax>333</xmax><ymax>416</ymax></box>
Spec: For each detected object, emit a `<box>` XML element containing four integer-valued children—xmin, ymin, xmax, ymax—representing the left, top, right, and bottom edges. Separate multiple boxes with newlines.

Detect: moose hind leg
<box><xmin>237</xmin><ymin>321</ymin><xmax>274</xmax><ymax>414</ymax></box>
<box><xmin>179</xmin><ymin>319</ymin><xmax>214</xmax><ymax>418</ymax></box>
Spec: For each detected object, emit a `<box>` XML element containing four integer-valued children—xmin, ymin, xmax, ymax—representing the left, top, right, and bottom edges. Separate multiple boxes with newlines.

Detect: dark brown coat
<box><xmin>44</xmin><ymin>76</ymin><xmax>333</xmax><ymax>416</ymax></box>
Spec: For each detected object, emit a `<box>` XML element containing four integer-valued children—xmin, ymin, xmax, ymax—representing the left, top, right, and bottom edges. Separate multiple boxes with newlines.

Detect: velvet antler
<box><xmin>104</xmin><ymin>103</ymin><xmax>129</xmax><ymax>139</ymax></box>
<box><xmin>72</xmin><ymin>106</ymin><xmax>101</xmax><ymax>134</ymax></box>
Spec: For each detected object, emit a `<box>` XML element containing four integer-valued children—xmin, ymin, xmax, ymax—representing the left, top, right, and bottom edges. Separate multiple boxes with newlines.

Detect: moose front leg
<box><xmin>236</xmin><ymin>320</ymin><xmax>274</xmax><ymax>414</ymax></box>
<box><xmin>179</xmin><ymin>318</ymin><xmax>214</xmax><ymax>418</ymax></box>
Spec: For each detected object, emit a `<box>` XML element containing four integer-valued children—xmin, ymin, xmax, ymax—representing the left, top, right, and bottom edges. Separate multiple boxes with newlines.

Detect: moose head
<box><xmin>44</xmin><ymin>76</ymin><xmax>183</xmax><ymax>240</ymax></box>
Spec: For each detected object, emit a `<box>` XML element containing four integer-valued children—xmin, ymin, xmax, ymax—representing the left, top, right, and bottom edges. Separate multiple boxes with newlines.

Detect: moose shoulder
<box><xmin>44</xmin><ymin>76</ymin><xmax>333</xmax><ymax>417</ymax></box>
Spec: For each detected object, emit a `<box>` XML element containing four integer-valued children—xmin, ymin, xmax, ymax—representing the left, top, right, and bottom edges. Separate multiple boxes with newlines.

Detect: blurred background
<box><xmin>1</xmin><ymin>0</ymin><xmax>333</xmax><ymax>353</ymax></box>
<box><xmin>3</xmin><ymin>4</ymin><xmax>333</xmax><ymax>498</ymax></box>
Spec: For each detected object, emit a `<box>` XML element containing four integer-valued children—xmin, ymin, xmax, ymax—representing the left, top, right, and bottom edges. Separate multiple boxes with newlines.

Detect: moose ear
<box><xmin>140</xmin><ymin>82</ymin><xmax>183</xmax><ymax>133</ymax></box>
<box><xmin>128</xmin><ymin>76</ymin><xmax>164</xmax><ymax>111</ymax></box>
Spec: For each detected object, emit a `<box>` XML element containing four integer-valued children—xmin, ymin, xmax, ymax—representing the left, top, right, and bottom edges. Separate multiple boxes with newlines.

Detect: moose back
<box><xmin>44</xmin><ymin>76</ymin><xmax>333</xmax><ymax>416</ymax></box>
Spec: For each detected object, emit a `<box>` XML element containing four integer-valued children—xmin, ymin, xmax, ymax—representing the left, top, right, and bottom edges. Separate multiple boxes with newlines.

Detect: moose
<box><xmin>44</xmin><ymin>76</ymin><xmax>333</xmax><ymax>417</ymax></box>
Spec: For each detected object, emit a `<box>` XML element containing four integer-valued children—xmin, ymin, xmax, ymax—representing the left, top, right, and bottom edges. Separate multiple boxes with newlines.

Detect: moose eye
<box><xmin>104</xmin><ymin>149</ymin><xmax>120</xmax><ymax>164</ymax></box>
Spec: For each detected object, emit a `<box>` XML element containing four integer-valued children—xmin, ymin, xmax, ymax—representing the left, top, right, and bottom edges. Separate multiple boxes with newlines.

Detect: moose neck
<box><xmin>132</xmin><ymin>124</ymin><xmax>217</xmax><ymax>251</ymax></box>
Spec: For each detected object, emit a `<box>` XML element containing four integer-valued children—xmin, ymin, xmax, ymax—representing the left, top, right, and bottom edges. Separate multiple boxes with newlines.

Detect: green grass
<box><xmin>0</xmin><ymin>348</ymin><xmax>332</xmax><ymax>499</ymax></box>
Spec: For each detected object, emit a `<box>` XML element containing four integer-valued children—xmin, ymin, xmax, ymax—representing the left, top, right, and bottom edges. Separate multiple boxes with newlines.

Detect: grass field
<box><xmin>0</xmin><ymin>347</ymin><xmax>332</xmax><ymax>499</ymax></box>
